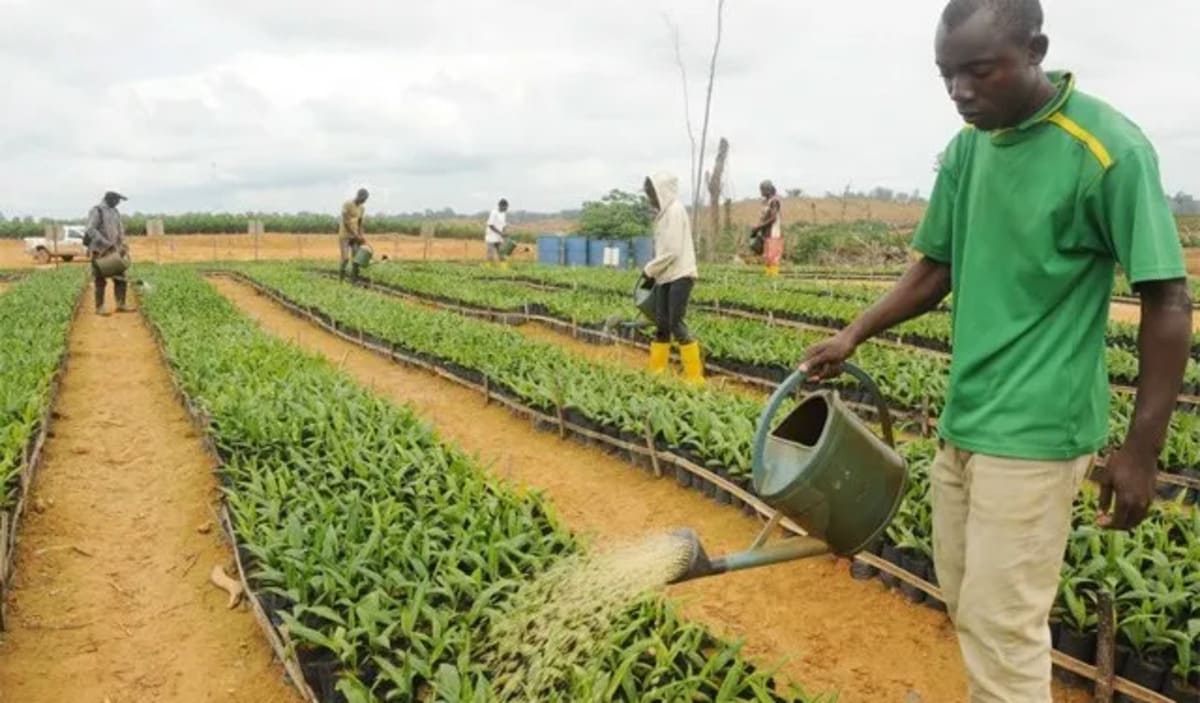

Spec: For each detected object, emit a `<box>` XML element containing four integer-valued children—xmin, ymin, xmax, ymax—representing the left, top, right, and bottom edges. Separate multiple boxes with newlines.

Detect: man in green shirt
<box><xmin>800</xmin><ymin>1</ymin><xmax>1192</xmax><ymax>700</ymax></box>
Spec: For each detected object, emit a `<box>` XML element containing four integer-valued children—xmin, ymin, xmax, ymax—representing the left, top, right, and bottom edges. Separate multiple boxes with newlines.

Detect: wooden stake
<box><xmin>1094</xmin><ymin>590</ymin><xmax>1116</xmax><ymax>703</ymax></box>
<box><xmin>0</xmin><ymin>512</ymin><xmax>8</xmax><ymax>585</ymax></box>
<box><xmin>552</xmin><ymin>385</ymin><xmax>566</xmax><ymax>439</ymax></box>
<box><xmin>644</xmin><ymin>418</ymin><xmax>662</xmax><ymax>478</ymax></box>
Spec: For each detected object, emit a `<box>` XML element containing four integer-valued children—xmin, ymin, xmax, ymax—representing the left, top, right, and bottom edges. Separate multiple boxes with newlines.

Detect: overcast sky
<box><xmin>1</xmin><ymin>0</ymin><xmax>1196</xmax><ymax>219</ymax></box>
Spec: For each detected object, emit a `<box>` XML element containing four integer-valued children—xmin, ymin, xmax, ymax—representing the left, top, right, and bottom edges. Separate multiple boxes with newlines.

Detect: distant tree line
<box><xmin>820</xmin><ymin>186</ymin><xmax>928</xmax><ymax>204</ymax></box>
<box><xmin>1170</xmin><ymin>191</ymin><xmax>1199</xmax><ymax>215</ymax></box>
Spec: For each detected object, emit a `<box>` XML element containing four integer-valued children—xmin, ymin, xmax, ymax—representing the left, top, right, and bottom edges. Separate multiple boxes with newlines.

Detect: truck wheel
<box><xmin>34</xmin><ymin>248</ymin><xmax>50</xmax><ymax>264</ymax></box>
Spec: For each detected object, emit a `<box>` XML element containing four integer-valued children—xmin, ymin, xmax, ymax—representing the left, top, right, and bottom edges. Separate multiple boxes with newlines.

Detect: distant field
<box><xmin>0</xmin><ymin>233</ymin><xmax>526</xmax><ymax>270</ymax></box>
<box><xmin>501</xmin><ymin>196</ymin><xmax>925</xmax><ymax>236</ymax></box>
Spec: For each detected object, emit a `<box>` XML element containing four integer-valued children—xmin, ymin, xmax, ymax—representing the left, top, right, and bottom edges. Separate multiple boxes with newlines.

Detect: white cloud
<box><xmin>0</xmin><ymin>0</ymin><xmax>1196</xmax><ymax>218</ymax></box>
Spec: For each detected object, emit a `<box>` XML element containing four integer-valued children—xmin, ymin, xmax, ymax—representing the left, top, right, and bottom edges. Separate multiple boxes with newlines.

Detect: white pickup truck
<box><xmin>23</xmin><ymin>225</ymin><xmax>87</xmax><ymax>263</ymax></box>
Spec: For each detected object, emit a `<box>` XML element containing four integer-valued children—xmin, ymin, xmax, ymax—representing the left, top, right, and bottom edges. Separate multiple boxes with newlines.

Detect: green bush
<box><xmin>576</xmin><ymin>189</ymin><xmax>652</xmax><ymax>240</ymax></box>
<box><xmin>785</xmin><ymin>220</ymin><xmax>911</xmax><ymax>266</ymax></box>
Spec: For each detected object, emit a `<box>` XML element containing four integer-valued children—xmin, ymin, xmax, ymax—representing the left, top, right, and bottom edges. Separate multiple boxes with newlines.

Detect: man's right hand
<box><xmin>798</xmin><ymin>331</ymin><xmax>857</xmax><ymax>380</ymax></box>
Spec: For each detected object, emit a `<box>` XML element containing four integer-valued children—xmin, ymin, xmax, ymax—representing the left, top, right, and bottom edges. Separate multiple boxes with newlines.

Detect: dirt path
<box><xmin>211</xmin><ymin>276</ymin><xmax>1089</xmax><ymax>703</ymax></box>
<box><xmin>0</xmin><ymin>293</ymin><xmax>297</xmax><ymax>702</ymax></box>
<box><xmin>1109</xmin><ymin>300</ymin><xmax>1200</xmax><ymax>331</ymax></box>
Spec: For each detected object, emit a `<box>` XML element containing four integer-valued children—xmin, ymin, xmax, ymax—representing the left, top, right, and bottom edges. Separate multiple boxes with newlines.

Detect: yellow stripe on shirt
<box><xmin>1047</xmin><ymin>113</ymin><xmax>1115</xmax><ymax>170</ymax></box>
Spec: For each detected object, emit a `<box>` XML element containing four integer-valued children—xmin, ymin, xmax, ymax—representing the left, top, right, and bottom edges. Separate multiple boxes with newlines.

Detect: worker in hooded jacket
<box><xmin>642</xmin><ymin>172</ymin><xmax>703</xmax><ymax>384</ymax></box>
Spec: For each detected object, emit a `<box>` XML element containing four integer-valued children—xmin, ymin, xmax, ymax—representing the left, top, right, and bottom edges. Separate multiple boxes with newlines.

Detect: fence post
<box><xmin>1094</xmin><ymin>590</ymin><xmax>1116</xmax><ymax>703</ymax></box>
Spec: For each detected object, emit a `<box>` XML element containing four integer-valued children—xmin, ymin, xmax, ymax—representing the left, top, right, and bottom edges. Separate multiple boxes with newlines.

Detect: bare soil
<box><xmin>0</xmin><ymin>289</ymin><xmax>296</xmax><ymax>702</ymax></box>
<box><xmin>1110</xmin><ymin>300</ymin><xmax>1200</xmax><ymax>331</ymax></box>
<box><xmin>210</xmin><ymin>276</ymin><xmax>1090</xmax><ymax>703</ymax></box>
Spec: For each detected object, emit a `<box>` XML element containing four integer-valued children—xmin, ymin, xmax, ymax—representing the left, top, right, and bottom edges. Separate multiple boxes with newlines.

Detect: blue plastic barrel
<box><xmin>631</xmin><ymin>237</ymin><xmax>654</xmax><ymax>267</ymax></box>
<box><xmin>587</xmin><ymin>238</ymin><xmax>606</xmax><ymax>267</ymax></box>
<box><xmin>536</xmin><ymin>235</ymin><xmax>563</xmax><ymax>266</ymax></box>
<box><xmin>564</xmin><ymin>236</ymin><xmax>589</xmax><ymax>267</ymax></box>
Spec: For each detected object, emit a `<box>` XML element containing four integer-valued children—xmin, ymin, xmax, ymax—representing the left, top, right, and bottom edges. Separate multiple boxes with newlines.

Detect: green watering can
<box><xmin>352</xmin><ymin>244</ymin><xmax>374</xmax><ymax>267</ymax></box>
<box><xmin>94</xmin><ymin>249</ymin><xmax>130</xmax><ymax>278</ymax></box>
<box><xmin>666</xmin><ymin>363</ymin><xmax>908</xmax><ymax>584</ymax></box>
<box><xmin>500</xmin><ymin>239</ymin><xmax>517</xmax><ymax>257</ymax></box>
<box><xmin>633</xmin><ymin>273</ymin><xmax>657</xmax><ymax>323</ymax></box>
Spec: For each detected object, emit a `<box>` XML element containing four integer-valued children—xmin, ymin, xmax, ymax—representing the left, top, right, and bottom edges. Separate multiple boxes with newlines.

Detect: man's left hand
<box><xmin>1096</xmin><ymin>445</ymin><xmax>1158</xmax><ymax>530</ymax></box>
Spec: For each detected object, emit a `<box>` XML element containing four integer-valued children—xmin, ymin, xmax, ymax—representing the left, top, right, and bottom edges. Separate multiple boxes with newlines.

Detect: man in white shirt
<box><xmin>484</xmin><ymin>198</ymin><xmax>509</xmax><ymax>264</ymax></box>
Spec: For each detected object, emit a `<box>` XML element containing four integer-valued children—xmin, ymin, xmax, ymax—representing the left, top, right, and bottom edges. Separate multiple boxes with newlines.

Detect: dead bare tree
<box><xmin>664</xmin><ymin>0</ymin><xmax>727</xmax><ymax>261</ymax></box>
<box><xmin>664</xmin><ymin>16</ymin><xmax>697</xmax><ymax>200</ymax></box>
<box><xmin>691</xmin><ymin>0</ymin><xmax>727</xmax><ymax>234</ymax></box>
<box><xmin>705</xmin><ymin>137</ymin><xmax>729</xmax><ymax>261</ymax></box>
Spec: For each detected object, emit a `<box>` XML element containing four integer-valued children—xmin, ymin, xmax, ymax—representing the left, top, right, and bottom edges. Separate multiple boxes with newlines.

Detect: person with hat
<box><xmin>85</xmin><ymin>191</ymin><xmax>131</xmax><ymax>315</ymax></box>
<box><xmin>338</xmin><ymin>188</ymin><xmax>369</xmax><ymax>283</ymax></box>
<box><xmin>750</xmin><ymin>180</ymin><xmax>784</xmax><ymax>276</ymax></box>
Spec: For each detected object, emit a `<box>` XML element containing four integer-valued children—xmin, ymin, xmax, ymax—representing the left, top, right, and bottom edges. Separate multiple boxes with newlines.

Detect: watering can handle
<box><xmin>753</xmin><ymin>362</ymin><xmax>896</xmax><ymax>458</ymax></box>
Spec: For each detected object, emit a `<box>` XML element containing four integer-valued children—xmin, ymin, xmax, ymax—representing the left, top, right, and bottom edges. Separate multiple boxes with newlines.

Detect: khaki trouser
<box><xmin>338</xmin><ymin>237</ymin><xmax>362</xmax><ymax>281</ymax></box>
<box><xmin>931</xmin><ymin>443</ymin><xmax>1092</xmax><ymax>703</ymax></box>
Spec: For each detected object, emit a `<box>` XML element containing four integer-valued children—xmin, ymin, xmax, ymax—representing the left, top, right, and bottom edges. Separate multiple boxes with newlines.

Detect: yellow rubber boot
<box><xmin>765</xmin><ymin>265</ymin><xmax>780</xmax><ymax>277</ymax></box>
<box><xmin>648</xmin><ymin>342</ymin><xmax>671</xmax><ymax>374</ymax></box>
<box><xmin>679</xmin><ymin>341</ymin><xmax>705</xmax><ymax>384</ymax></box>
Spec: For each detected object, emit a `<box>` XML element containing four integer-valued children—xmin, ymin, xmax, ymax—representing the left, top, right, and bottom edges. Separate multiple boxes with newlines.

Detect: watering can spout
<box><xmin>665</xmin><ymin>363</ymin><xmax>909</xmax><ymax>586</ymax></box>
<box><xmin>664</xmin><ymin>528</ymin><xmax>831</xmax><ymax>585</ymax></box>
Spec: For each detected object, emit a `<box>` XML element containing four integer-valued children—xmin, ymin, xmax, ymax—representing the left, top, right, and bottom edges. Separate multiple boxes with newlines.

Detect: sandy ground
<box><xmin>0</xmin><ymin>233</ymin><xmax>533</xmax><ymax>271</ymax></box>
<box><xmin>210</xmin><ymin>276</ymin><xmax>1090</xmax><ymax>703</ymax></box>
<box><xmin>0</xmin><ymin>289</ymin><xmax>296</xmax><ymax>702</ymax></box>
<box><xmin>1109</xmin><ymin>300</ymin><xmax>1200</xmax><ymax>330</ymax></box>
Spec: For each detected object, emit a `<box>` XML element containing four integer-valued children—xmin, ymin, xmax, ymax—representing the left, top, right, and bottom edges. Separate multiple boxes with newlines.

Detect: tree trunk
<box><xmin>705</xmin><ymin>137</ymin><xmax>729</xmax><ymax>261</ymax></box>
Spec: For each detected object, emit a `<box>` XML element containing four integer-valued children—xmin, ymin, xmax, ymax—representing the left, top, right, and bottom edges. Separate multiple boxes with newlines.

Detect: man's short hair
<box><xmin>941</xmin><ymin>0</ymin><xmax>1044</xmax><ymax>41</ymax></box>
<box><xmin>498</xmin><ymin>198</ymin><xmax>509</xmax><ymax>207</ymax></box>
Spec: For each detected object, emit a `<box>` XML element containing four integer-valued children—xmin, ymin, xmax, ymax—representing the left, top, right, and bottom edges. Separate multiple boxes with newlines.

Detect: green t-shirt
<box><xmin>913</xmin><ymin>72</ymin><xmax>1186</xmax><ymax>460</ymax></box>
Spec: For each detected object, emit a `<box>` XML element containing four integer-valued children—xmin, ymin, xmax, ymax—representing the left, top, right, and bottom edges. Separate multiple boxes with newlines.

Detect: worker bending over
<box><xmin>338</xmin><ymin>188</ymin><xmax>369</xmax><ymax>283</ymax></box>
<box><xmin>643</xmin><ymin>172</ymin><xmax>703</xmax><ymax>384</ymax></box>
<box><xmin>800</xmin><ymin>1</ymin><xmax>1190</xmax><ymax>700</ymax></box>
<box><xmin>485</xmin><ymin>198</ymin><xmax>510</xmax><ymax>268</ymax></box>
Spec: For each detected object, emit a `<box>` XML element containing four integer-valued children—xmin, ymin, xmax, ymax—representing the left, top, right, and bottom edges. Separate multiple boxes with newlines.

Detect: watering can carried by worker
<box><xmin>664</xmin><ymin>363</ymin><xmax>908</xmax><ymax>584</ymax></box>
<box><xmin>633</xmin><ymin>273</ymin><xmax>657</xmax><ymax>323</ymax></box>
<box><xmin>598</xmin><ymin>272</ymin><xmax>658</xmax><ymax>336</ymax></box>
<box><xmin>352</xmin><ymin>243</ymin><xmax>374</xmax><ymax>268</ymax></box>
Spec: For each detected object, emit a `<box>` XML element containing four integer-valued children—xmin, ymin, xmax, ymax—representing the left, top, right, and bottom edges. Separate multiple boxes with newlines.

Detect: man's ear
<box><xmin>1028</xmin><ymin>33</ymin><xmax>1049</xmax><ymax>66</ymax></box>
